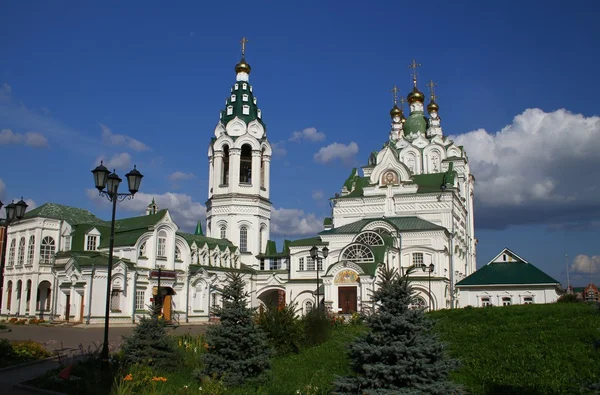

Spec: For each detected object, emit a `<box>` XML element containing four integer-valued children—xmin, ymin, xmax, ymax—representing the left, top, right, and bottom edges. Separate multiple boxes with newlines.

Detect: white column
<box><xmin>251</xmin><ymin>150</ymin><xmax>261</xmax><ymax>194</ymax></box>
<box><xmin>213</xmin><ymin>152</ymin><xmax>223</xmax><ymax>189</ymax></box>
<box><xmin>263</xmin><ymin>155</ymin><xmax>271</xmax><ymax>199</ymax></box>
<box><xmin>207</xmin><ymin>158</ymin><xmax>214</xmax><ymax>199</ymax></box>
<box><xmin>230</xmin><ymin>148</ymin><xmax>241</xmax><ymax>189</ymax></box>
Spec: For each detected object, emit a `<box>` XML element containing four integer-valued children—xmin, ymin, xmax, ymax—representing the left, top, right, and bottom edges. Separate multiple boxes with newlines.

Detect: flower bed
<box><xmin>0</xmin><ymin>338</ymin><xmax>52</xmax><ymax>368</ymax></box>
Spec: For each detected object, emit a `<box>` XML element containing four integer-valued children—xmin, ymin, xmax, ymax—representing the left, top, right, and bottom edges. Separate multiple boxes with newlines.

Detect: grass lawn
<box><xmin>431</xmin><ymin>303</ymin><xmax>600</xmax><ymax>394</ymax></box>
<box><xmin>26</xmin><ymin>303</ymin><xmax>600</xmax><ymax>394</ymax></box>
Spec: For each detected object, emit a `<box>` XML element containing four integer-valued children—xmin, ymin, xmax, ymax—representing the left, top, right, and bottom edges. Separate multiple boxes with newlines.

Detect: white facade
<box><xmin>456</xmin><ymin>248</ymin><xmax>561</xmax><ymax>307</ymax></box>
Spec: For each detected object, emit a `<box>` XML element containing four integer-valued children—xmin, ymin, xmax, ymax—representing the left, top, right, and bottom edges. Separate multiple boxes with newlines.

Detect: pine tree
<box><xmin>121</xmin><ymin>305</ymin><xmax>182</xmax><ymax>371</ymax></box>
<box><xmin>333</xmin><ymin>266</ymin><xmax>463</xmax><ymax>394</ymax></box>
<box><xmin>198</xmin><ymin>271</ymin><xmax>272</xmax><ymax>386</ymax></box>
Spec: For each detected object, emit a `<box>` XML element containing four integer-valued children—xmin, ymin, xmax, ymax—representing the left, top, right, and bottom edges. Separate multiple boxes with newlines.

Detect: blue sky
<box><xmin>1</xmin><ymin>0</ymin><xmax>599</xmax><ymax>286</ymax></box>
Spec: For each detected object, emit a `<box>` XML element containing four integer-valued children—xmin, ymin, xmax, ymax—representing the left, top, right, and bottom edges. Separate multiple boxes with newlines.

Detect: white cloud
<box><xmin>271</xmin><ymin>207</ymin><xmax>322</xmax><ymax>237</ymax></box>
<box><xmin>169</xmin><ymin>171</ymin><xmax>196</xmax><ymax>181</ymax></box>
<box><xmin>100</xmin><ymin>123</ymin><xmax>150</xmax><ymax>152</ymax></box>
<box><xmin>570</xmin><ymin>254</ymin><xmax>600</xmax><ymax>275</ymax></box>
<box><xmin>314</xmin><ymin>142</ymin><xmax>359</xmax><ymax>165</ymax></box>
<box><xmin>271</xmin><ymin>141</ymin><xmax>287</xmax><ymax>157</ymax></box>
<box><xmin>452</xmin><ymin>108</ymin><xmax>600</xmax><ymax>229</ymax></box>
<box><xmin>312</xmin><ymin>190</ymin><xmax>324</xmax><ymax>200</ymax></box>
<box><xmin>0</xmin><ymin>129</ymin><xmax>48</xmax><ymax>147</ymax></box>
<box><xmin>86</xmin><ymin>189</ymin><xmax>206</xmax><ymax>231</ymax></box>
<box><xmin>289</xmin><ymin>127</ymin><xmax>326</xmax><ymax>142</ymax></box>
<box><xmin>96</xmin><ymin>152</ymin><xmax>132</xmax><ymax>171</ymax></box>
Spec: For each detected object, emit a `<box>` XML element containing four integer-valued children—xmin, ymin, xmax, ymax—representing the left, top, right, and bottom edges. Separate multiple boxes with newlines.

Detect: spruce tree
<box><xmin>198</xmin><ymin>271</ymin><xmax>272</xmax><ymax>386</ymax></box>
<box><xmin>121</xmin><ymin>305</ymin><xmax>181</xmax><ymax>371</ymax></box>
<box><xmin>333</xmin><ymin>266</ymin><xmax>463</xmax><ymax>394</ymax></box>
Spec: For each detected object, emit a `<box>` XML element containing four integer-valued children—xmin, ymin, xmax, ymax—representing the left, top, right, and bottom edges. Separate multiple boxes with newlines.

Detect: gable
<box><xmin>490</xmin><ymin>248</ymin><xmax>528</xmax><ymax>264</ymax></box>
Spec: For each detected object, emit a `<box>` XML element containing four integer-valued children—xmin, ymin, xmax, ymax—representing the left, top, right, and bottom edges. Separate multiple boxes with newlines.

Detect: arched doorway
<box><xmin>36</xmin><ymin>281</ymin><xmax>52</xmax><ymax>318</ymax></box>
<box><xmin>335</xmin><ymin>269</ymin><xmax>360</xmax><ymax>314</ymax></box>
<box><xmin>258</xmin><ymin>288</ymin><xmax>286</xmax><ymax>311</ymax></box>
<box><xmin>153</xmin><ymin>286</ymin><xmax>176</xmax><ymax>321</ymax></box>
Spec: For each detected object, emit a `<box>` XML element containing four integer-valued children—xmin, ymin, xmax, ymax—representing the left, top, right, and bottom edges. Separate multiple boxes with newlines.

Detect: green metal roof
<box><xmin>403</xmin><ymin>111</ymin><xmax>428</xmax><ymax>135</ymax></box>
<box><xmin>177</xmin><ymin>232</ymin><xmax>237</xmax><ymax>251</ymax></box>
<box><xmin>218</xmin><ymin>79</ymin><xmax>265</xmax><ymax>131</ymax></box>
<box><xmin>194</xmin><ymin>221</ymin><xmax>204</xmax><ymax>236</ymax></box>
<box><xmin>319</xmin><ymin>216</ymin><xmax>445</xmax><ymax>235</ymax></box>
<box><xmin>287</xmin><ymin>236</ymin><xmax>328</xmax><ymax>247</ymax></box>
<box><xmin>23</xmin><ymin>203</ymin><xmax>106</xmax><ymax>226</ymax></box>
<box><xmin>55</xmin><ymin>250</ymin><xmax>134</xmax><ymax>270</ymax></box>
<box><xmin>257</xmin><ymin>239</ymin><xmax>291</xmax><ymax>258</ymax></box>
<box><xmin>456</xmin><ymin>262</ymin><xmax>560</xmax><ymax>286</ymax></box>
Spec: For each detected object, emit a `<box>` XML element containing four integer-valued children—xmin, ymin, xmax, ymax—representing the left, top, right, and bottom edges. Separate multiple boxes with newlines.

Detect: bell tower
<box><xmin>205</xmin><ymin>38</ymin><xmax>272</xmax><ymax>266</ymax></box>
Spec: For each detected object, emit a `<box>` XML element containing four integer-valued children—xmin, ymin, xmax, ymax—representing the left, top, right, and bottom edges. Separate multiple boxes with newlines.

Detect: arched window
<box><xmin>6</xmin><ymin>281</ymin><xmax>13</xmax><ymax>310</ymax></box>
<box><xmin>240</xmin><ymin>144</ymin><xmax>252</xmax><ymax>183</ymax></box>
<box><xmin>220</xmin><ymin>226</ymin><xmax>227</xmax><ymax>240</ymax></box>
<box><xmin>222</xmin><ymin>145</ymin><xmax>230</xmax><ymax>185</ymax></box>
<box><xmin>354</xmin><ymin>231</ymin><xmax>384</xmax><ymax>246</ymax></box>
<box><xmin>17</xmin><ymin>237</ymin><xmax>25</xmax><ymax>266</ymax></box>
<box><xmin>409</xmin><ymin>296</ymin><xmax>427</xmax><ymax>310</ymax></box>
<box><xmin>304</xmin><ymin>300</ymin><xmax>314</xmax><ymax>313</ymax></box>
<box><xmin>139</xmin><ymin>241</ymin><xmax>147</xmax><ymax>258</ymax></box>
<box><xmin>239</xmin><ymin>226</ymin><xmax>248</xmax><ymax>252</ymax></box>
<box><xmin>258</xmin><ymin>227</ymin><xmax>264</xmax><ymax>254</ymax></box>
<box><xmin>7</xmin><ymin>239</ymin><xmax>15</xmax><ymax>266</ymax></box>
<box><xmin>40</xmin><ymin>237</ymin><xmax>55</xmax><ymax>264</ymax></box>
<box><xmin>175</xmin><ymin>246</ymin><xmax>182</xmax><ymax>261</ymax></box>
<box><xmin>157</xmin><ymin>230</ymin><xmax>167</xmax><ymax>257</ymax></box>
<box><xmin>341</xmin><ymin>244</ymin><xmax>375</xmax><ymax>263</ymax></box>
<box><xmin>27</xmin><ymin>236</ymin><xmax>35</xmax><ymax>265</ymax></box>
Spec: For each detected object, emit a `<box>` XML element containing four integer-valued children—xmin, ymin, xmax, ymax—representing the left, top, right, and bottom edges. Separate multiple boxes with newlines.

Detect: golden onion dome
<box><xmin>427</xmin><ymin>100</ymin><xmax>439</xmax><ymax>113</ymax></box>
<box><xmin>407</xmin><ymin>86</ymin><xmax>425</xmax><ymax>104</ymax></box>
<box><xmin>390</xmin><ymin>104</ymin><xmax>402</xmax><ymax>119</ymax></box>
<box><xmin>235</xmin><ymin>58</ymin><xmax>251</xmax><ymax>74</ymax></box>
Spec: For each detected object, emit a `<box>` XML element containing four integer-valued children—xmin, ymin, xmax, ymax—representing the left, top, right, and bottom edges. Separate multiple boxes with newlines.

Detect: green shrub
<box><xmin>12</xmin><ymin>340</ymin><xmax>52</xmax><ymax>360</ymax></box>
<box><xmin>302</xmin><ymin>308</ymin><xmax>330</xmax><ymax>347</ymax></box>
<box><xmin>557</xmin><ymin>293</ymin><xmax>580</xmax><ymax>303</ymax></box>
<box><xmin>174</xmin><ymin>333</ymin><xmax>206</xmax><ymax>370</ymax></box>
<box><xmin>256</xmin><ymin>302</ymin><xmax>304</xmax><ymax>356</ymax></box>
<box><xmin>0</xmin><ymin>338</ymin><xmax>15</xmax><ymax>360</ymax></box>
<box><xmin>121</xmin><ymin>308</ymin><xmax>182</xmax><ymax>371</ymax></box>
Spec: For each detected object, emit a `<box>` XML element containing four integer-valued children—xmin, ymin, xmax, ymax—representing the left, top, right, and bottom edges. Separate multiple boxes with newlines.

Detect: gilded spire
<box><xmin>235</xmin><ymin>37</ymin><xmax>251</xmax><ymax>76</ymax></box>
<box><xmin>426</xmin><ymin>79</ymin><xmax>439</xmax><ymax>113</ymax></box>
<box><xmin>390</xmin><ymin>85</ymin><xmax>399</xmax><ymax>105</ymax></box>
<box><xmin>240</xmin><ymin>37</ymin><xmax>249</xmax><ymax>58</ymax></box>
<box><xmin>399</xmin><ymin>96</ymin><xmax>407</xmax><ymax>123</ymax></box>
<box><xmin>389</xmin><ymin>85</ymin><xmax>402</xmax><ymax>119</ymax></box>
<box><xmin>408</xmin><ymin>59</ymin><xmax>422</xmax><ymax>87</ymax></box>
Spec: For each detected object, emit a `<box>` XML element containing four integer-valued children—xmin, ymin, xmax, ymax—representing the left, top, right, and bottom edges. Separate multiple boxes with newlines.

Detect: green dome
<box><xmin>403</xmin><ymin>112</ymin><xmax>428</xmax><ymax>135</ymax></box>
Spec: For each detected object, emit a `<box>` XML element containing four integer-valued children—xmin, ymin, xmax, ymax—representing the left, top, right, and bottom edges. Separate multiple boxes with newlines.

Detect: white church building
<box><xmin>1</xmin><ymin>44</ymin><xmax>477</xmax><ymax>324</ymax></box>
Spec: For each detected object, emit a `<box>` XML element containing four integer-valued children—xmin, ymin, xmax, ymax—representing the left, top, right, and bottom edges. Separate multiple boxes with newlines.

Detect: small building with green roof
<box><xmin>456</xmin><ymin>248</ymin><xmax>562</xmax><ymax>307</ymax></box>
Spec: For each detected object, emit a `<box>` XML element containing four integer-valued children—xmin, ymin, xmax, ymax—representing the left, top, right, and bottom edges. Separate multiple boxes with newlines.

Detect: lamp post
<box><xmin>92</xmin><ymin>161</ymin><xmax>143</xmax><ymax>368</ymax></box>
<box><xmin>422</xmin><ymin>263</ymin><xmax>434</xmax><ymax>310</ymax></box>
<box><xmin>310</xmin><ymin>245</ymin><xmax>328</xmax><ymax>312</ymax></box>
<box><xmin>0</xmin><ymin>198</ymin><xmax>28</xmax><ymax>311</ymax></box>
<box><xmin>156</xmin><ymin>265</ymin><xmax>162</xmax><ymax>315</ymax></box>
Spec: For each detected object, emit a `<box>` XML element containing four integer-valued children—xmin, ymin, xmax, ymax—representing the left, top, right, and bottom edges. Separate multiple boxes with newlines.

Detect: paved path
<box><xmin>1</xmin><ymin>323</ymin><xmax>208</xmax><ymax>353</ymax></box>
<box><xmin>0</xmin><ymin>323</ymin><xmax>208</xmax><ymax>394</ymax></box>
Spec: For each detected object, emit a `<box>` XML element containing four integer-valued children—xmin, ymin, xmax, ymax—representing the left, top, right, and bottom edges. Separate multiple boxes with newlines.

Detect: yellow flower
<box><xmin>151</xmin><ymin>376</ymin><xmax>168</xmax><ymax>382</ymax></box>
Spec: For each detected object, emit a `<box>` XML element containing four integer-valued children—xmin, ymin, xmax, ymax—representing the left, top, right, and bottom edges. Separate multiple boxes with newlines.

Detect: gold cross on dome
<box><xmin>427</xmin><ymin>79</ymin><xmax>438</xmax><ymax>101</ymax></box>
<box><xmin>408</xmin><ymin>59</ymin><xmax>421</xmax><ymax>86</ymax></box>
<box><xmin>390</xmin><ymin>85</ymin><xmax>399</xmax><ymax>104</ymax></box>
<box><xmin>399</xmin><ymin>96</ymin><xmax>406</xmax><ymax>109</ymax></box>
<box><xmin>240</xmin><ymin>37</ymin><xmax>249</xmax><ymax>57</ymax></box>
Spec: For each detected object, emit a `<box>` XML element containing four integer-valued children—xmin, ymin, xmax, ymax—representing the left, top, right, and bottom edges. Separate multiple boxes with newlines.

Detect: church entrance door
<box><xmin>163</xmin><ymin>295</ymin><xmax>172</xmax><ymax>321</ymax></box>
<box><xmin>338</xmin><ymin>287</ymin><xmax>357</xmax><ymax>314</ymax></box>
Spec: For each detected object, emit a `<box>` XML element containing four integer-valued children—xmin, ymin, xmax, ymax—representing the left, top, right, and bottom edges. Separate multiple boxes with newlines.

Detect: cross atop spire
<box><xmin>390</xmin><ymin>85</ymin><xmax>399</xmax><ymax>104</ymax></box>
<box><xmin>399</xmin><ymin>95</ymin><xmax>406</xmax><ymax>110</ymax></box>
<box><xmin>240</xmin><ymin>37</ymin><xmax>249</xmax><ymax>57</ymax></box>
<box><xmin>408</xmin><ymin>59</ymin><xmax>421</xmax><ymax>87</ymax></box>
<box><xmin>427</xmin><ymin>79</ymin><xmax>438</xmax><ymax>101</ymax></box>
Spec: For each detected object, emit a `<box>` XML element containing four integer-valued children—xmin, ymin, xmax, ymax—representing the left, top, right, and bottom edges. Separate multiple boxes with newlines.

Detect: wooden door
<box><xmin>79</xmin><ymin>294</ymin><xmax>85</xmax><ymax>322</ymax></box>
<box><xmin>277</xmin><ymin>290</ymin><xmax>286</xmax><ymax>310</ymax></box>
<box><xmin>65</xmin><ymin>294</ymin><xmax>71</xmax><ymax>321</ymax></box>
<box><xmin>338</xmin><ymin>287</ymin><xmax>357</xmax><ymax>314</ymax></box>
<box><xmin>163</xmin><ymin>295</ymin><xmax>172</xmax><ymax>321</ymax></box>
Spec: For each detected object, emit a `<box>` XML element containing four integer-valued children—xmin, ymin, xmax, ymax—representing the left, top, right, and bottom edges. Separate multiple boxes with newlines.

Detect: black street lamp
<box><xmin>310</xmin><ymin>245</ymin><xmax>328</xmax><ymax>312</ymax></box>
<box><xmin>0</xmin><ymin>198</ymin><xmax>28</xmax><ymax>310</ymax></box>
<box><xmin>92</xmin><ymin>162</ymin><xmax>143</xmax><ymax>368</ymax></box>
<box><xmin>422</xmin><ymin>263</ymin><xmax>434</xmax><ymax>310</ymax></box>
